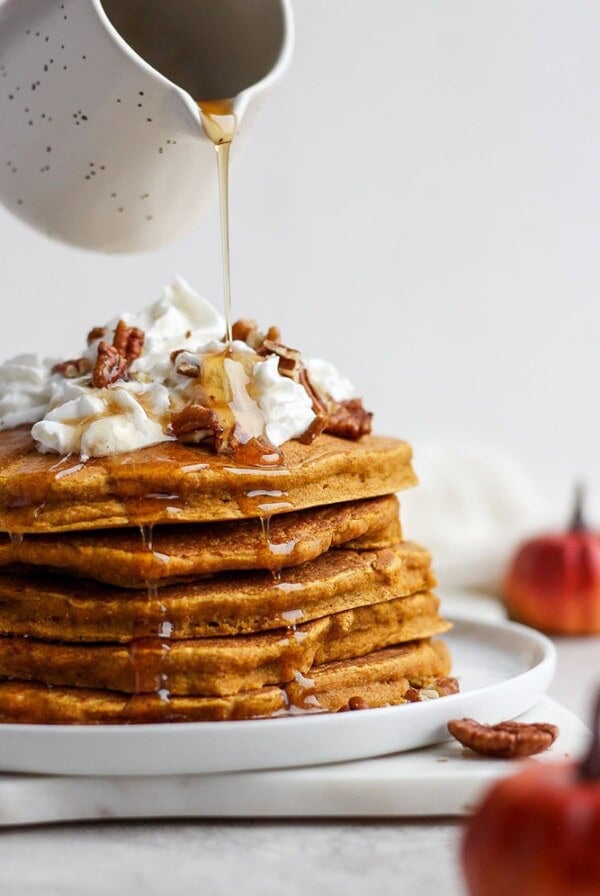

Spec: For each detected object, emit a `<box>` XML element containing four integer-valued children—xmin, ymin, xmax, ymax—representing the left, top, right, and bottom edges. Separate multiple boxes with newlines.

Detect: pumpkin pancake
<box><xmin>0</xmin><ymin>542</ymin><xmax>435</xmax><ymax>641</ymax></box>
<box><xmin>0</xmin><ymin>593</ymin><xmax>449</xmax><ymax>696</ymax></box>
<box><xmin>0</xmin><ymin>495</ymin><xmax>401</xmax><ymax>587</ymax></box>
<box><xmin>289</xmin><ymin>639</ymin><xmax>453</xmax><ymax>712</ymax></box>
<box><xmin>0</xmin><ymin>429</ymin><xmax>416</xmax><ymax>533</ymax></box>
<box><xmin>0</xmin><ymin>639</ymin><xmax>452</xmax><ymax>723</ymax></box>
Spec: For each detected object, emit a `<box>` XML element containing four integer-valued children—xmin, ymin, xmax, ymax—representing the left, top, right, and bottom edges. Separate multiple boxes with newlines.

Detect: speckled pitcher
<box><xmin>0</xmin><ymin>0</ymin><xmax>293</xmax><ymax>253</ymax></box>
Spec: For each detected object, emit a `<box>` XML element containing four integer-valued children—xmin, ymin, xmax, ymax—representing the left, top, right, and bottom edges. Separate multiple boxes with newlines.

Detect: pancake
<box><xmin>0</xmin><ymin>593</ymin><xmax>449</xmax><ymax>696</ymax></box>
<box><xmin>0</xmin><ymin>429</ymin><xmax>416</xmax><ymax>532</ymax></box>
<box><xmin>0</xmin><ymin>495</ymin><xmax>401</xmax><ymax>587</ymax></box>
<box><xmin>0</xmin><ymin>640</ymin><xmax>452</xmax><ymax>723</ymax></box>
<box><xmin>0</xmin><ymin>542</ymin><xmax>435</xmax><ymax>640</ymax></box>
<box><xmin>288</xmin><ymin>639</ymin><xmax>452</xmax><ymax>712</ymax></box>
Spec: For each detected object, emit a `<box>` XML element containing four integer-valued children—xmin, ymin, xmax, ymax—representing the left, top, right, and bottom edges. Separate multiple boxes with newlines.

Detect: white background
<box><xmin>0</xmin><ymin>0</ymin><xmax>598</xmax><ymax>521</ymax></box>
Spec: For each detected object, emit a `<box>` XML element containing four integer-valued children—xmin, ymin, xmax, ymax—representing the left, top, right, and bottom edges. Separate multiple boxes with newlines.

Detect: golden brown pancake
<box><xmin>0</xmin><ymin>639</ymin><xmax>452</xmax><ymax>723</ymax></box>
<box><xmin>0</xmin><ymin>543</ymin><xmax>435</xmax><ymax>640</ymax></box>
<box><xmin>289</xmin><ymin>639</ymin><xmax>452</xmax><ymax>712</ymax></box>
<box><xmin>0</xmin><ymin>429</ymin><xmax>416</xmax><ymax>532</ymax></box>
<box><xmin>0</xmin><ymin>593</ymin><xmax>449</xmax><ymax>696</ymax></box>
<box><xmin>0</xmin><ymin>495</ymin><xmax>401</xmax><ymax>587</ymax></box>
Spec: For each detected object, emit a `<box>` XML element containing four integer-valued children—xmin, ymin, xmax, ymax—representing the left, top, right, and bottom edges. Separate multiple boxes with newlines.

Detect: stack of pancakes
<box><xmin>0</xmin><ymin>427</ymin><xmax>454</xmax><ymax>723</ymax></box>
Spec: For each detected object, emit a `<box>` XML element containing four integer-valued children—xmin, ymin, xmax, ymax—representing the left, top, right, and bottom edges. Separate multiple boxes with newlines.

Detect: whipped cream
<box><xmin>0</xmin><ymin>277</ymin><xmax>358</xmax><ymax>459</ymax></box>
<box><xmin>0</xmin><ymin>354</ymin><xmax>55</xmax><ymax>430</ymax></box>
<box><xmin>305</xmin><ymin>358</ymin><xmax>355</xmax><ymax>403</ymax></box>
<box><xmin>253</xmin><ymin>355</ymin><xmax>316</xmax><ymax>446</ymax></box>
<box><xmin>32</xmin><ymin>382</ymin><xmax>172</xmax><ymax>460</ymax></box>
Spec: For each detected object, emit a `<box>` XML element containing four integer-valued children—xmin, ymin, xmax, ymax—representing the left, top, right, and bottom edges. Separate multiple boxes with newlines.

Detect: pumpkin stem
<box><xmin>579</xmin><ymin>689</ymin><xmax>600</xmax><ymax>781</ymax></box>
<box><xmin>569</xmin><ymin>483</ymin><xmax>587</xmax><ymax>532</ymax></box>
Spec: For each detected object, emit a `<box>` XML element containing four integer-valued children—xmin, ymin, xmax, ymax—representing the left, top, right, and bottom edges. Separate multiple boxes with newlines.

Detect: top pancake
<box><xmin>0</xmin><ymin>429</ymin><xmax>416</xmax><ymax>533</ymax></box>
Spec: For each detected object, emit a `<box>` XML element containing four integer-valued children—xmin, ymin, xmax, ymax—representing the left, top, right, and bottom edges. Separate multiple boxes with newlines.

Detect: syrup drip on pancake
<box><xmin>139</xmin><ymin>524</ymin><xmax>153</xmax><ymax>552</ymax></box>
<box><xmin>124</xmin><ymin>527</ymin><xmax>176</xmax><ymax>721</ymax></box>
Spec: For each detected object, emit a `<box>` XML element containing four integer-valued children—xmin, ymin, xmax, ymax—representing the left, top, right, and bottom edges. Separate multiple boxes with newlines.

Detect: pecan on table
<box><xmin>91</xmin><ymin>342</ymin><xmax>128</xmax><ymax>388</ymax></box>
<box><xmin>325</xmin><ymin>398</ymin><xmax>373</xmax><ymax>440</ymax></box>
<box><xmin>447</xmin><ymin>718</ymin><xmax>559</xmax><ymax>758</ymax></box>
<box><xmin>112</xmin><ymin>319</ymin><xmax>145</xmax><ymax>364</ymax></box>
<box><xmin>51</xmin><ymin>357</ymin><xmax>92</xmax><ymax>378</ymax></box>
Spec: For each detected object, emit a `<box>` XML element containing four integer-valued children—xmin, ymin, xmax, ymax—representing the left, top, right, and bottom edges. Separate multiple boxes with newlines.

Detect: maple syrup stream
<box><xmin>198</xmin><ymin>99</ymin><xmax>237</xmax><ymax>346</ymax></box>
<box><xmin>124</xmin><ymin>98</ymin><xmax>313</xmax><ymax>718</ymax></box>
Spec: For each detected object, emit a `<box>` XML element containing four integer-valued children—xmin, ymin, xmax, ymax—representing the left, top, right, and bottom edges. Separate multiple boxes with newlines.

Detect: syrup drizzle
<box><xmin>198</xmin><ymin>98</ymin><xmax>237</xmax><ymax>346</ymax></box>
<box><xmin>125</xmin><ymin>525</ymin><xmax>175</xmax><ymax>720</ymax></box>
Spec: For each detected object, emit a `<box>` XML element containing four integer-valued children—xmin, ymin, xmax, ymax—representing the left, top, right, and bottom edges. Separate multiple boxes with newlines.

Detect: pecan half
<box><xmin>91</xmin><ymin>342</ymin><xmax>128</xmax><ymax>388</ymax></box>
<box><xmin>113</xmin><ymin>319</ymin><xmax>145</xmax><ymax>364</ymax></box>
<box><xmin>87</xmin><ymin>326</ymin><xmax>107</xmax><ymax>346</ymax></box>
<box><xmin>325</xmin><ymin>398</ymin><xmax>372</xmax><ymax>440</ymax></box>
<box><xmin>447</xmin><ymin>718</ymin><xmax>559</xmax><ymax>758</ymax></box>
<box><xmin>51</xmin><ymin>357</ymin><xmax>92</xmax><ymax>379</ymax></box>
<box><xmin>232</xmin><ymin>319</ymin><xmax>281</xmax><ymax>350</ymax></box>
<box><xmin>169</xmin><ymin>403</ymin><xmax>225</xmax><ymax>446</ymax></box>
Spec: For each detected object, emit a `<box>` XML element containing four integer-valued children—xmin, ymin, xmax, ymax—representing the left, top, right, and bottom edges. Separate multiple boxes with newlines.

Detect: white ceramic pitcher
<box><xmin>0</xmin><ymin>0</ymin><xmax>293</xmax><ymax>253</ymax></box>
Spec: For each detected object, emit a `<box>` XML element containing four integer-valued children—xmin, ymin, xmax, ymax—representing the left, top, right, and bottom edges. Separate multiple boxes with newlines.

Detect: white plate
<box><xmin>0</xmin><ymin>698</ymin><xmax>585</xmax><ymax>826</ymax></box>
<box><xmin>0</xmin><ymin>614</ymin><xmax>555</xmax><ymax>777</ymax></box>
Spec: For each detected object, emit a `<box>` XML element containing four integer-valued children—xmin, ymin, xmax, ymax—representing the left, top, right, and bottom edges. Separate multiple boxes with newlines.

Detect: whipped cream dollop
<box><xmin>0</xmin><ymin>278</ymin><xmax>358</xmax><ymax>459</ymax></box>
<box><xmin>31</xmin><ymin>382</ymin><xmax>171</xmax><ymax>460</ymax></box>
<box><xmin>253</xmin><ymin>355</ymin><xmax>316</xmax><ymax>446</ymax></box>
<box><xmin>0</xmin><ymin>354</ymin><xmax>55</xmax><ymax>430</ymax></box>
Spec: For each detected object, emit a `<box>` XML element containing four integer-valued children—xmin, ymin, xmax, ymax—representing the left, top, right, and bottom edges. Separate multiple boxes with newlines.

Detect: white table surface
<box><xmin>0</xmin><ymin>593</ymin><xmax>598</xmax><ymax>896</ymax></box>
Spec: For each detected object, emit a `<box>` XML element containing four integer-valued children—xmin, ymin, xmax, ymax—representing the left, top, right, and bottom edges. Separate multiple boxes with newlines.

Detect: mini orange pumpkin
<box><xmin>504</xmin><ymin>486</ymin><xmax>600</xmax><ymax>634</ymax></box>
<box><xmin>462</xmin><ymin>692</ymin><xmax>600</xmax><ymax>896</ymax></box>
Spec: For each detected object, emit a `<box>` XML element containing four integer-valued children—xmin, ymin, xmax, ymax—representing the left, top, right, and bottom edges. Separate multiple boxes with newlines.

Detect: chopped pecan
<box><xmin>348</xmin><ymin>696</ymin><xmax>369</xmax><ymax>711</ymax></box>
<box><xmin>87</xmin><ymin>326</ymin><xmax>107</xmax><ymax>346</ymax></box>
<box><xmin>325</xmin><ymin>398</ymin><xmax>372</xmax><ymax>440</ymax></box>
<box><xmin>297</xmin><ymin>368</ymin><xmax>329</xmax><ymax>445</ymax></box>
<box><xmin>435</xmin><ymin>677</ymin><xmax>460</xmax><ymax>697</ymax></box>
<box><xmin>112</xmin><ymin>319</ymin><xmax>145</xmax><ymax>364</ymax></box>
<box><xmin>447</xmin><ymin>718</ymin><xmax>559</xmax><ymax>758</ymax></box>
<box><xmin>51</xmin><ymin>357</ymin><xmax>92</xmax><ymax>379</ymax></box>
<box><xmin>169</xmin><ymin>404</ymin><xmax>222</xmax><ymax>438</ymax></box>
<box><xmin>299</xmin><ymin>369</ymin><xmax>329</xmax><ymax>416</ymax></box>
<box><xmin>232</xmin><ymin>319</ymin><xmax>281</xmax><ymax>350</ymax></box>
<box><xmin>265</xmin><ymin>325</ymin><xmax>281</xmax><ymax>343</ymax></box>
<box><xmin>91</xmin><ymin>342</ymin><xmax>128</xmax><ymax>388</ymax></box>
<box><xmin>403</xmin><ymin>687</ymin><xmax>421</xmax><ymax>703</ymax></box>
<box><xmin>232</xmin><ymin>318</ymin><xmax>258</xmax><ymax>345</ymax></box>
<box><xmin>170</xmin><ymin>350</ymin><xmax>201</xmax><ymax>378</ymax></box>
<box><xmin>259</xmin><ymin>339</ymin><xmax>303</xmax><ymax>381</ymax></box>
